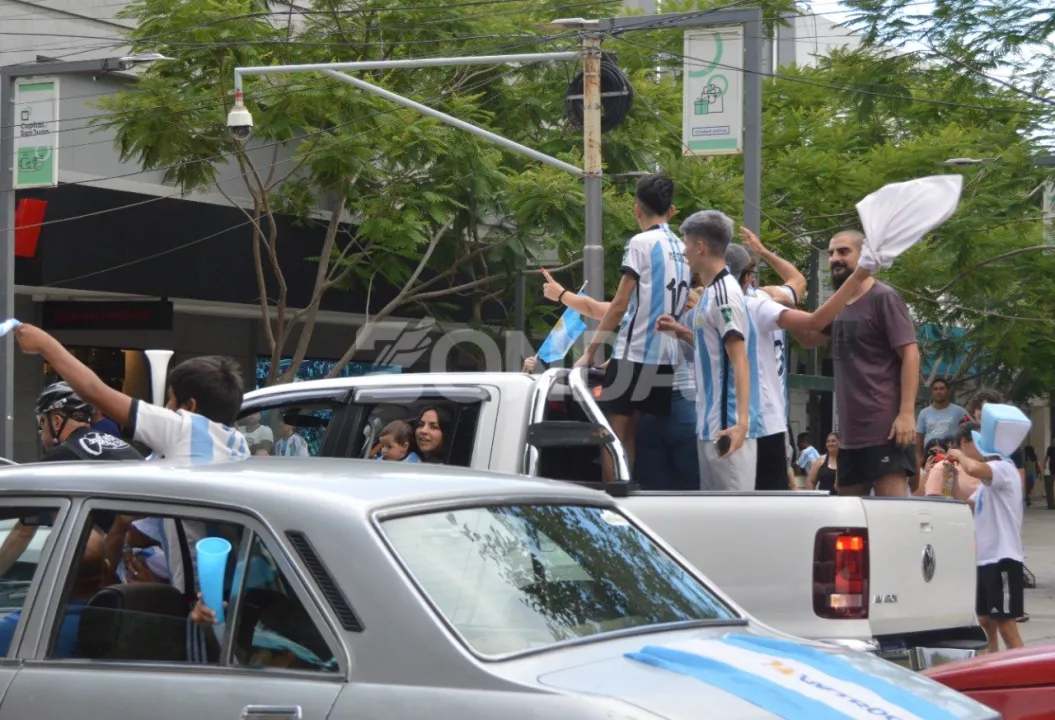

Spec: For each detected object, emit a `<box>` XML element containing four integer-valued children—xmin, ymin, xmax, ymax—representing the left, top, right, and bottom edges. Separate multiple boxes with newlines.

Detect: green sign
<box><xmin>14</xmin><ymin>79</ymin><xmax>58</xmax><ymax>189</ymax></box>
<box><xmin>683</xmin><ymin>28</ymin><xmax>743</xmax><ymax>157</ymax></box>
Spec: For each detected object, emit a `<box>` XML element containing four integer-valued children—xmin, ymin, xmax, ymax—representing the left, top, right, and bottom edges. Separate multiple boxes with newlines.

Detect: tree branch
<box><xmin>407</xmin><ymin>260</ymin><xmax>583</xmax><ymax>303</ymax></box>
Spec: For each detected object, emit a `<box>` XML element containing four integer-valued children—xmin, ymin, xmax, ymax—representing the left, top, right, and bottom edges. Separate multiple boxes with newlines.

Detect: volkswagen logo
<box><xmin>922</xmin><ymin>544</ymin><xmax>936</xmax><ymax>582</ymax></box>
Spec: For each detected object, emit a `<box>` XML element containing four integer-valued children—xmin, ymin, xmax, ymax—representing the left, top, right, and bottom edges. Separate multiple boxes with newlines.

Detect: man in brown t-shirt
<box><xmin>819</xmin><ymin>231</ymin><xmax>920</xmax><ymax>496</ymax></box>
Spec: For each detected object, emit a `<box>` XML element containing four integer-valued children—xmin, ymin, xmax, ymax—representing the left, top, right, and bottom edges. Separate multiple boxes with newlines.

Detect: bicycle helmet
<box><xmin>36</xmin><ymin>381</ymin><xmax>93</xmax><ymax>421</ymax></box>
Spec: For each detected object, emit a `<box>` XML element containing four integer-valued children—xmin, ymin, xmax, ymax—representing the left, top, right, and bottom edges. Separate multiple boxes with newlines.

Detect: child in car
<box><xmin>374</xmin><ymin>420</ymin><xmax>420</xmax><ymax>463</ymax></box>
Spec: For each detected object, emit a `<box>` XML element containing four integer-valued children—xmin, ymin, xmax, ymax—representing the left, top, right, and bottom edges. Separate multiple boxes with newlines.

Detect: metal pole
<box><xmin>235</xmin><ymin>51</ymin><xmax>581</xmax><ymax>93</ymax></box>
<box><xmin>514</xmin><ymin>270</ymin><xmax>526</xmax><ymax>334</ymax></box>
<box><xmin>742</xmin><ymin>14</ymin><xmax>763</xmax><ymax>235</ymax></box>
<box><xmin>319</xmin><ymin>70</ymin><xmax>583</xmax><ymax>177</ymax></box>
<box><xmin>582</xmin><ymin>34</ymin><xmax>604</xmax><ymax>302</ymax></box>
<box><xmin>0</xmin><ymin>70</ymin><xmax>15</xmax><ymax>459</ymax></box>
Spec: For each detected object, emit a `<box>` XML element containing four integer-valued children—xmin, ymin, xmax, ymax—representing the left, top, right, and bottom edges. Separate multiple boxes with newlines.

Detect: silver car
<box><xmin>0</xmin><ymin>458</ymin><xmax>996</xmax><ymax>719</ymax></box>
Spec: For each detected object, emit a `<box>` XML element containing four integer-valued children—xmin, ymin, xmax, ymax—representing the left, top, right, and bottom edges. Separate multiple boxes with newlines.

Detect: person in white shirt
<box><xmin>15</xmin><ymin>323</ymin><xmax>250</xmax><ymax>588</ymax></box>
<box><xmin>239</xmin><ymin>412</ymin><xmax>274</xmax><ymax>447</ymax></box>
<box><xmin>657</xmin><ymin>215</ymin><xmax>874</xmax><ymax>490</ymax></box>
<box><xmin>724</xmin><ymin>242</ymin><xmax>815</xmax><ymax>490</ymax></box>
<box><xmin>576</xmin><ymin>174</ymin><xmax>690</xmax><ymax>474</ymax></box>
<box><xmin>945</xmin><ymin>404</ymin><xmax>1029</xmax><ymax>653</ymax></box>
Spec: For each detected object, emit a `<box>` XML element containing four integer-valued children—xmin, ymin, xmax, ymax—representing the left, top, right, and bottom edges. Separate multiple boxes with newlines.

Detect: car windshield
<box><xmin>380</xmin><ymin>503</ymin><xmax>737</xmax><ymax>657</ymax></box>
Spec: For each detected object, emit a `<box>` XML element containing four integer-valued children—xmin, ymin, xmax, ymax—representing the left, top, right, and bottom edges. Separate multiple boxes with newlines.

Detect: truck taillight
<box><xmin>813</xmin><ymin>528</ymin><xmax>869</xmax><ymax>620</ymax></box>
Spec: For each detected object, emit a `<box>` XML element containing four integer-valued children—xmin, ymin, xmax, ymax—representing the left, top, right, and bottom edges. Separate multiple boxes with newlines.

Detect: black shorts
<box><xmin>839</xmin><ymin>441</ymin><xmax>915</xmax><ymax>487</ymax></box>
<box><xmin>976</xmin><ymin>559</ymin><xmax>1024</xmax><ymax>619</ymax></box>
<box><xmin>755</xmin><ymin>431</ymin><xmax>790</xmax><ymax>491</ymax></box>
<box><xmin>596</xmin><ymin>358</ymin><xmax>674</xmax><ymax>417</ymax></box>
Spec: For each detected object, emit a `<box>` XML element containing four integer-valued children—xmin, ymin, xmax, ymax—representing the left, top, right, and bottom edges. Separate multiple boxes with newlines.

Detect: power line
<box><xmin>8</xmin><ymin>49</ymin><xmax>566</xmax><ymax>235</ymax></box>
<box><xmin>39</xmin><ymin>54</ymin><xmax>545</xmax><ymax>288</ymax></box>
<box><xmin>0</xmin><ymin>30</ymin><xmax>579</xmax><ymax>168</ymax></box>
<box><xmin>610</xmin><ymin>33</ymin><xmax>1050</xmax><ymax>117</ymax></box>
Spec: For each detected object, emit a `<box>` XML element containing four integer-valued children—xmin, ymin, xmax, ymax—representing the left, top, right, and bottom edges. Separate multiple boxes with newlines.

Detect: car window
<box><xmin>352</xmin><ymin>401</ymin><xmax>480</xmax><ymax>466</ymax></box>
<box><xmin>238</xmin><ymin>401</ymin><xmax>335</xmax><ymax>457</ymax></box>
<box><xmin>0</xmin><ymin>509</ymin><xmax>58</xmax><ymax>656</ymax></box>
<box><xmin>380</xmin><ymin>504</ymin><xmax>736</xmax><ymax>657</ymax></box>
<box><xmin>535</xmin><ymin>376</ymin><xmax>607</xmax><ymax>482</ymax></box>
<box><xmin>229</xmin><ymin>534</ymin><xmax>337</xmax><ymax>673</ymax></box>
<box><xmin>46</xmin><ymin>510</ymin><xmax>245</xmax><ymax>663</ymax></box>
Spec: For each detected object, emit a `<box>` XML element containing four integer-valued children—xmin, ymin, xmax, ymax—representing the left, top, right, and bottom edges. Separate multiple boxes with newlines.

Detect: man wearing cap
<box><xmin>946</xmin><ymin>403</ymin><xmax>1030</xmax><ymax>653</ymax></box>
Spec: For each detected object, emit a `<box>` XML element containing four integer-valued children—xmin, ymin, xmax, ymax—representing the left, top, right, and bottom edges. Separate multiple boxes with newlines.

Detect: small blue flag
<box><xmin>0</xmin><ymin>319</ymin><xmax>20</xmax><ymax>337</ymax></box>
<box><xmin>537</xmin><ymin>284</ymin><xmax>589</xmax><ymax>363</ymax></box>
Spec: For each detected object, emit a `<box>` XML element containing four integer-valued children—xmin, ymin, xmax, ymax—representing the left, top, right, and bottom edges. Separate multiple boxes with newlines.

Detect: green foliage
<box><xmin>95</xmin><ymin>0</ymin><xmax>1055</xmax><ymax>393</ymax></box>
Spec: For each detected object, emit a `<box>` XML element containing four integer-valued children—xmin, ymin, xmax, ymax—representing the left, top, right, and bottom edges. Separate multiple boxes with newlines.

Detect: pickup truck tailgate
<box><xmin>863</xmin><ymin>497</ymin><xmax>977</xmax><ymax>636</ymax></box>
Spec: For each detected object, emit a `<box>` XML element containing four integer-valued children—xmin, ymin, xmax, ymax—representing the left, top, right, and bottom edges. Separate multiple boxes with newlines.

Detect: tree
<box><xmin>585</xmin><ymin>20</ymin><xmax>1055</xmax><ymax>398</ymax></box>
<box><xmin>97</xmin><ymin>0</ymin><xmax>630</xmax><ymax>383</ymax></box>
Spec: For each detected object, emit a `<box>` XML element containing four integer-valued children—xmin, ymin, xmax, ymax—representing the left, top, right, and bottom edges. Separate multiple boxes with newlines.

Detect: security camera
<box><xmin>227</xmin><ymin>96</ymin><xmax>253</xmax><ymax>140</ymax></box>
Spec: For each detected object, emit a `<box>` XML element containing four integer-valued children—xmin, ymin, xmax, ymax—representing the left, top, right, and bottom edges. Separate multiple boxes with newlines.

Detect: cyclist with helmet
<box><xmin>0</xmin><ymin>383</ymin><xmax>144</xmax><ymax>576</ymax></box>
<box><xmin>36</xmin><ymin>382</ymin><xmax>143</xmax><ymax>462</ymax></box>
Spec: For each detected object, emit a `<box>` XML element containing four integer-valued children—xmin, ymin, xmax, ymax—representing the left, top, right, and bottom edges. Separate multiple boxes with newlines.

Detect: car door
<box><xmin>0</xmin><ymin>498</ymin><xmax>347</xmax><ymax>720</ymax></box>
<box><xmin>0</xmin><ymin>497</ymin><xmax>72</xmax><ymax>707</ymax></box>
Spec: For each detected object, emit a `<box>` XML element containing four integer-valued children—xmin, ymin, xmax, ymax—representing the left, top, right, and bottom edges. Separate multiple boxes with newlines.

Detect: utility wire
<box><xmin>609</xmin><ymin>33</ymin><xmax>1050</xmax><ymax>117</ymax></box>
<box><xmin>40</xmin><ymin>54</ymin><xmax>546</xmax><ymax>288</ymax></box>
<box><xmin>0</xmin><ymin>32</ymin><xmax>582</xmax><ymax>189</ymax></box>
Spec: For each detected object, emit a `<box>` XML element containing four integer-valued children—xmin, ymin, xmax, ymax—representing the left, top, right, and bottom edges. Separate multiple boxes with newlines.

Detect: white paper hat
<box><xmin>971</xmin><ymin>403</ymin><xmax>1031</xmax><ymax>460</ymax></box>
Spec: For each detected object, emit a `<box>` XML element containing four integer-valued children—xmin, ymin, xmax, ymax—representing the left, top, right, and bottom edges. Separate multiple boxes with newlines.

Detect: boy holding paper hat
<box><xmin>946</xmin><ymin>403</ymin><xmax>1031</xmax><ymax>654</ymax></box>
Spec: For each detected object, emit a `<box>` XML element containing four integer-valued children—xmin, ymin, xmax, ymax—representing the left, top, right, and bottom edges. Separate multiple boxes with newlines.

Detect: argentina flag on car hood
<box><xmin>534</xmin><ymin>628</ymin><xmax>997</xmax><ymax>719</ymax></box>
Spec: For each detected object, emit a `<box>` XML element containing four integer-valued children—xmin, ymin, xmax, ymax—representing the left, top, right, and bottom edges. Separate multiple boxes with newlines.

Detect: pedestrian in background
<box><xmin>806</xmin><ymin>433</ymin><xmax>840</xmax><ymax>494</ymax></box>
<box><xmin>915</xmin><ymin>377</ymin><xmax>966</xmax><ymax>477</ymax></box>
<box><xmin>796</xmin><ymin>432</ymin><xmax>820</xmax><ymax>477</ymax></box>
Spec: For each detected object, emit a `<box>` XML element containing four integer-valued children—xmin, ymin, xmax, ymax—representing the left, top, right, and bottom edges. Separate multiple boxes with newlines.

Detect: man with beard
<box><xmin>820</xmin><ymin>230</ymin><xmax>920</xmax><ymax>496</ymax></box>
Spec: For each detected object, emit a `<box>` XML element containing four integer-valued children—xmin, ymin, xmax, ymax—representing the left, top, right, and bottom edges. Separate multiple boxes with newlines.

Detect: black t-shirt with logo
<box><xmin>41</xmin><ymin>427</ymin><xmax>145</xmax><ymax>462</ymax></box>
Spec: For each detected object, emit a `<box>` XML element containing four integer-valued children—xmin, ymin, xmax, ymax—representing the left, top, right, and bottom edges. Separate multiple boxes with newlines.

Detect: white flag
<box><xmin>857</xmin><ymin>174</ymin><xmax>964</xmax><ymax>271</ymax></box>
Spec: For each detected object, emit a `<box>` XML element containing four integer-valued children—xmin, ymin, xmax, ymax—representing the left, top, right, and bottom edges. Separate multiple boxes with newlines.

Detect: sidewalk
<box><xmin>1020</xmin><ymin>503</ymin><xmax>1055</xmax><ymax>646</ymax></box>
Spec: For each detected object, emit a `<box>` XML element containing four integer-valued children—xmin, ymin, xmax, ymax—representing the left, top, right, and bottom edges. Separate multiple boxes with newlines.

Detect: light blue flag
<box><xmin>537</xmin><ymin>284</ymin><xmax>589</xmax><ymax>363</ymax></box>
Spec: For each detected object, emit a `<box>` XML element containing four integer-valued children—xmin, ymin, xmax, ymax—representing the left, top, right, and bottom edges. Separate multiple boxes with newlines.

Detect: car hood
<box><xmin>925</xmin><ymin>644</ymin><xmax>1055</xmax><ymax>691</ymax></box>
<box><xmin>520</xmin><ymin>625</ymin><xmax>998</xmax><ymax>719</ymax></box>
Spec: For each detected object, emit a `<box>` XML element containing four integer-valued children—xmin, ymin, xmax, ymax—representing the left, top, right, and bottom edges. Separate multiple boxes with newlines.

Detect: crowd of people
<box><xmin>536</xmin><ymin>173</ymin><xmax>900</xmax><ymax>495</ymax></box>
<box><xmin>533</xmin><ymin>172</ymin><xmax>1036</xmax><ymax>654</ymax></box>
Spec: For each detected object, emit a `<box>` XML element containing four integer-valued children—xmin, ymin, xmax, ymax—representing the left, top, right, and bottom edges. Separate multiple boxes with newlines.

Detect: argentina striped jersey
<box><xmin>127</xmin><ymin>399</ymin><xmax>250</xmax><ymax>463</ymax></box>
<box><xmin>685</xmin><ymin>269</ymin><xmax>762</xmax><ymax>441</ymax></box>
<box><xmin>613</xmin><ymin>224</ymin><xmax>690</xmax><ymax>365</ymax></box>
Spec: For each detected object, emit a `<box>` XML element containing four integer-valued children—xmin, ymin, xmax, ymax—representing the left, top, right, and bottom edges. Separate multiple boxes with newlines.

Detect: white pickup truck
<box><xmin>241</xmin><ymin>367</ymin><xmax>985</xmax><ymax>663</ymax></box>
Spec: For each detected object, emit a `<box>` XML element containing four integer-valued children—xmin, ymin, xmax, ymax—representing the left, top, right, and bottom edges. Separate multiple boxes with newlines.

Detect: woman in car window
<box><xmin>415</xmin><ymin>406</ymin><xmax>453</xmax><ymax>463</ymax></box>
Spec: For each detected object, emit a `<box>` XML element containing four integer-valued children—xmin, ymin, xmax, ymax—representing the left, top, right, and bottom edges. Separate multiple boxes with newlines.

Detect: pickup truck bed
<box><xmin>240</xmin><ymin>368</ymin><xmax>985</xmax><ymax>659</ymax></box>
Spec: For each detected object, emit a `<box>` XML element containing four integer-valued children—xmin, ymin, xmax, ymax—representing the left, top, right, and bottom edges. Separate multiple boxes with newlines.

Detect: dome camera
<box><xmin>227</xmin><ymin>95</ymin><xmax>253</xmax><ymax>140</ymax></box>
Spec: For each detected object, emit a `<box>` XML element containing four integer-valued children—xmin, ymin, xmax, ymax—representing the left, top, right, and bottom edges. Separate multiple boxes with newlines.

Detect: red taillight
<box><xmin>813</xmin><ymin>528</ymin><xmax>869</xmax><ymax>620</ymax></box>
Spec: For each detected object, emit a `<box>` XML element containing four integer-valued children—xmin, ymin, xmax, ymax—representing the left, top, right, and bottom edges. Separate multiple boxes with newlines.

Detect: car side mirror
<box><xmin>527</xmin><ymin>421</ymin><xmax>615</xmax><ymax>448</ymax></box>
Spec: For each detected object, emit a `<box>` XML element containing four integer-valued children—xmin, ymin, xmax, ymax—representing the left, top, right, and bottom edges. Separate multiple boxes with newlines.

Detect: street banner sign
<box><xmin>682</xmin><ymin>27</ymin><xmax>743</xmax><ymax>156</ymax></box>
<box><xmin>14</xmin><ymin>78</ymin><xmax>59</xmax><ymax>189</ymax></box>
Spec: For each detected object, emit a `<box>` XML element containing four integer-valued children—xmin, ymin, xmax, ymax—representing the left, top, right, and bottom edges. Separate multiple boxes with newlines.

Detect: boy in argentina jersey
<box><xmin>578</xmin><ymin>174</ymin><xmax>690</xmax><ymax>472</ymax></box>
<box><xmin>725</xmin><ymin>243</ymin><xmax>814</xmax><ymax>491</ymax></box>
<box><xmin>658</xmin><ymin>213</ymin><xmax>876</xmax><ymax>490</ymax></box>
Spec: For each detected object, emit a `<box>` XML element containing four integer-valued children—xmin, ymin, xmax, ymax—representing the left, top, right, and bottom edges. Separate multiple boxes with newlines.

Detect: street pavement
<box><xmin>1020</xmin><ymin>501</ymin><xmax>1055</xmax><ymax>646</ymax></box>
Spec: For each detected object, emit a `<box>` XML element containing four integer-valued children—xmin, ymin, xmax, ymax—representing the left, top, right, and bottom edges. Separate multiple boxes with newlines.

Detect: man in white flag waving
<box><xmin>800</xmin><ymin>174</ymin><xmax>963</xmax><ymax>497</ymax></box>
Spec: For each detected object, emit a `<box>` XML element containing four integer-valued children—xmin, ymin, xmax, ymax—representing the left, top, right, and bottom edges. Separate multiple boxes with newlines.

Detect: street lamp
<box><xmin>0</xmin><ymin>52</ymin><xmax>168</xmax><ymax>459</ymax></box>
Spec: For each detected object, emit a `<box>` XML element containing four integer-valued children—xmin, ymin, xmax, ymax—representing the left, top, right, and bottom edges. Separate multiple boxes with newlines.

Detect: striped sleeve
<box><xmin>707</xmin><ymin>278</ymin><xmax>747</xmax><ymax>343</ymax></box>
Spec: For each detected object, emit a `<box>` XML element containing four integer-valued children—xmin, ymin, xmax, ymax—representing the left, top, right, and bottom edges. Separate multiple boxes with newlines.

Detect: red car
<box><xmin>924</xmin><ymin>645</ymin><xmax>1055</xmax><ymax>719</ymax></box>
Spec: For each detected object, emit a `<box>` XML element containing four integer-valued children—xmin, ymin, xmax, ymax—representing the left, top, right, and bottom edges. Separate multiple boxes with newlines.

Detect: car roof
<box><xmin>0</xmin><ymin>458</ymin><xmax>610</xmax><ymax>518</ymax></box>
<box><xmin>242</xmin><ymin>372</ymin><xmax>536</xmax><ymax>402</ymax></box>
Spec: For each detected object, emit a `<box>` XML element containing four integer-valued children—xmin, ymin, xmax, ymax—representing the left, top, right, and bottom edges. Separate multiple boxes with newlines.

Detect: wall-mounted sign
<box><xmin>682</xmin><ymin>27</ymin><xmax>743</xmax><ymax>156</ymax></box>
<box><xmin>14</xmin><ymin>78</ymin><xmax>59</xmax><ymax>189</ymax></box>
<box><xmin>42</xmin><ymin>301</ymin><xmax>173</xmax><ymax>331</ymax></box>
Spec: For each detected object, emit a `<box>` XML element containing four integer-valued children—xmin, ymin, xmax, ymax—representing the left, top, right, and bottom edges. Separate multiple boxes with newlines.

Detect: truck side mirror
<box><xmin>526</xmin><ymin>421</ymin><xmax>614</xmax><ymax>448</ymax></box>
